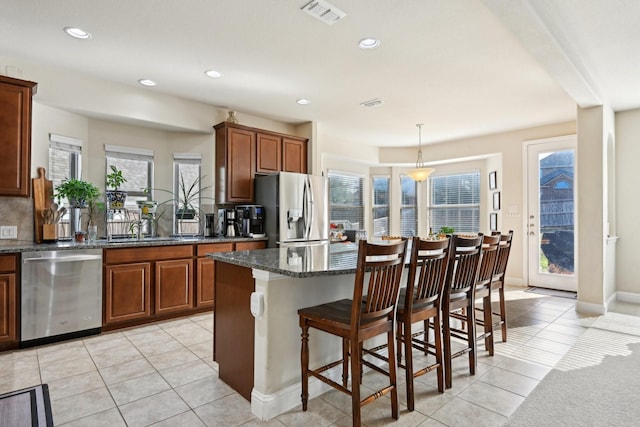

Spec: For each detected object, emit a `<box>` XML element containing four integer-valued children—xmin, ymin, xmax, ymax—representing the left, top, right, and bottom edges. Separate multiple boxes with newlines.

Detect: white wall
<box><xmin>614</xmin><ymin>108</ymin><xmax>640</xmax><ymax>295</ymax></box>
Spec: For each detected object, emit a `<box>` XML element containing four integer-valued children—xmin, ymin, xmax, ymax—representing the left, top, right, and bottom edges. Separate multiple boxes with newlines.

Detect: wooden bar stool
<box><xmin>491</xmin><ymin>230</ymin><xmax>514</xmax><ymax>342</ymax></box>
<box><xmin>298</xmin><ymin>238</ymin><xmax>408</xmax><ymax>427</ymax></box>
<box><xmin>396</xmin><ymin>236</ymin><xmax>451</xmax><ymax>411</ymax></box>
<box><xmin>441</xmin><ymin>234</ymin><xmax>483</xmax><ymax>389</ymax></box>
<box><xmin>471</xmin><ymin>234</ymin><xmax>501</xmax><ymax>355</ymax></box>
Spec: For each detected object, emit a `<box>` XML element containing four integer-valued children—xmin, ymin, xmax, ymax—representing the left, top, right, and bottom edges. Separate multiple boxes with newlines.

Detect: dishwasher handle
<box><xmin>23</xmin><ymin>255</ymin><xmax>103</xmax><ymax>263</ymax></box>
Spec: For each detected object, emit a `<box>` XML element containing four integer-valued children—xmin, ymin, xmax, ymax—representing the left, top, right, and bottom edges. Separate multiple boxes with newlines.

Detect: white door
<box><xmin>526</xmin><ymin>136</ymin><xmax>577</xmax><ymax>292</ymax></box>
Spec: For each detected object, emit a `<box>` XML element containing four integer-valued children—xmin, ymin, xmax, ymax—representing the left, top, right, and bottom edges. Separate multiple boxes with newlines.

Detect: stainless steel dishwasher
<box><xmin>21</xmin><ymin>249</ymin><xmax>102</xmax><ymax>347</ymax></box>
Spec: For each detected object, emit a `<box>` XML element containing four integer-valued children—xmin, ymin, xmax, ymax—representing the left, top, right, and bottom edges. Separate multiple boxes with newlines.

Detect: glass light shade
<box><xmin>406</xmin><ymin>167</ymin><xmax>435</xmax><ymax>182</ymax></box>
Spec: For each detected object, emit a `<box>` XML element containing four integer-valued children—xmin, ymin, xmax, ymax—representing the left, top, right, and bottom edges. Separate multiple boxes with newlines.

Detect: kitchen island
<box><xmin>210</xmin><ymin>242</ymin><xmax>384</xmax><ymax>421</ymax></box>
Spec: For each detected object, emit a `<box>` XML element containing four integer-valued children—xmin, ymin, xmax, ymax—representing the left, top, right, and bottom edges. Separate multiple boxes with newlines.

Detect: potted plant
<box><xmin>105</xmin><ymin>165</ymin><xmax>128</xmax><ymax>208</ymax></box>
<box><xmin>175</xmin><ymin>174</ymin><xmax>212</xmax><ymax>220</ymax></box>
<box><xmin>54</xmin><ymin>178</ymin><xmax>101</xmax><ymax>208</ymax></box>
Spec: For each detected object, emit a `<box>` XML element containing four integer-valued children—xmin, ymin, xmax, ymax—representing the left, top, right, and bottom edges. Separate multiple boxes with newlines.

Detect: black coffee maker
<box><xmin>217</xmin><ymin>208</ymin><xmax>238</xmax><ymax>237</ymax></box>
<box><xmin>235</xmin><ymin>205</ymin><xmax>265</xmax><ymax>237</ymax></box>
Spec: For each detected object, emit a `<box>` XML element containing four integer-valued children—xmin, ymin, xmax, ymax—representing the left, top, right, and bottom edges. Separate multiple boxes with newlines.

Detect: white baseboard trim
<box><xmin>251</xmin><ymin>370</ymin><xmax>338</xmax><ymax>421</ymax></box>
<box><xmin>505</xmin><ymin>276</ymin><xmax>525</xmax><ymax>287</ymax></box>
<box><xmin>616</xmin><ymin>291</ymin><xmax>640</xmax><ymax>304</ymax></box>
<box><xmin>576</xmin><ymin>300</ymin><xmax>606</xmax><ymax>315</ymax></box>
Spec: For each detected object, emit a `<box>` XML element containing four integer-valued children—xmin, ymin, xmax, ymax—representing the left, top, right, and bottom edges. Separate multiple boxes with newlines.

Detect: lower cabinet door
<box><xmin>156</xmin><ymin>259</ymin><xmax>193</xmax><ymax>314</ymax></box>
<box><xmin>196</xmin><ymin>257</ymin><xmax>215</xmax><ymax>307</ymax></box>
<box><xmin>0</xmin><ymin>273</ymin><xmax>16</xmax><ymax>343</ymax></box>
<box><xmin>105</xmin><ymin>263</ymin><xmax>151</xmax><ymax>324</ymax></box>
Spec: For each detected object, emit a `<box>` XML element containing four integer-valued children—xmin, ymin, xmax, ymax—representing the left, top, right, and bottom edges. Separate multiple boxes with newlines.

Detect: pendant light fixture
<box><xmin>406</xmin><ymin>123</ymin><xmax>435</xmax><ymax>182</ymax></box>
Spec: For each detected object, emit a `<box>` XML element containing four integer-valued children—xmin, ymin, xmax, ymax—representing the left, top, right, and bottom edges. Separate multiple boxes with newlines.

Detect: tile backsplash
<box><xmin>0</xmin><ymin>197</ymin><xmax>34</xmax><ymax>245</ymax></box>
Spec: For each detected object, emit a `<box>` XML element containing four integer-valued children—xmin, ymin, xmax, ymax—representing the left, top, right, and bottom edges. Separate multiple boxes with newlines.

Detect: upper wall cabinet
<box><xmin>215</xmin><ymin>122</ymin><xmax>308</xmax><ymax>203</ymax></box>
<box><xmin>282</xmin><ymin>137</ymin><xmax>307</xmax><ymax>174</ymax></box>
<box><xmin>0</xmin><ymin>76</ymin><xmax>37</xmax><ymax>197</ymax></box>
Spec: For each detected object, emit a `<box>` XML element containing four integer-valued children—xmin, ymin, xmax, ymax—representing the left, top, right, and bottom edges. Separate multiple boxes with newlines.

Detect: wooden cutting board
<box><xmin>32</xmin><ymin>167</ymin><xmax>54</xmax><ymax>243</ymax></box>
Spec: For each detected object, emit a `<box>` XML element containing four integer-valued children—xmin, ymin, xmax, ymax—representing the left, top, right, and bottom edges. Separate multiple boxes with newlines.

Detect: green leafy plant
<box><xmin>439</xmin><ymin>226</ymin><xmax>455</xmax><ymax>234</ymax></box>
<box><xmin>54</xmin><ymin>179</ymin><xmax>101</xmax><ymax>208</ymax></box>
<box><xmin>106</xmin><ymin>165</ymin><xmax>127</xmax><ymax>190</ymax></box>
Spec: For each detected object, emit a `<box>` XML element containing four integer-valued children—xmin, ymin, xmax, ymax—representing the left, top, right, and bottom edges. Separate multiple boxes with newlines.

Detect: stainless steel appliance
<box><xmin>204</xmin><ymin>213</ymin><xmax>216</xmax><ymax>237</ymax></box>
<box><xmin>235</xmin><ymin>205</ymin><xmax>265</xmax><ymax>237</ymax></box>
<box><xmin>21</xmin><ymin>249</ymin><xmax>102</xmax><ymax>346</ymax></box>
<box><xmin>255</xmin><ymin>172</ymin><xmax>329</xmax><ymax>248</ymax></box>
<box><xmin>217</xmin><ymin>208</ymin><xmax>238</xmax><ymax>237</ymax></box>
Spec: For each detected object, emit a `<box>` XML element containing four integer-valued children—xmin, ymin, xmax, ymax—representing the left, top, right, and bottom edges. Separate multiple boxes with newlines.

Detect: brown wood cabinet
<box><xmin>196</xmin><ymin>242</ymin><xmax>234</xmax><ymax>308</ymax></box>
<box><xmin>0</xmin><ymin>254</ymin><xmax>17</xmax><ymax>345</ymax></box>
<box><xmin>256</xmin><ymin>133</ymin><xmax>281</xmax><ymax>174</ymax></box>
<box><xmin>103</xmin><ymin>245</ymin><xmax>194</xmax><ymax>327</ymax></box>
<box><xmin>0</xmin><ymin>76</ymin><xmax>37</xmax><ymax>197</ymax></box>
<box><xmin>235</xmin><ymin>240</ymin><xmax>267</xmax><ymax>251</ymax></box>
<box><xmin>156</xmin><ymin>259</ymin><xmax>193</xmax><ymax>314</ymax></box>
<box><xmin>215</xmin><ymin>121</ymin><xmax>308</xmax><ymax>203</ymax></box>
<box><xmin>104</xmin><ymin>262</ymin><xmax>151</xmax><ymax>324</ymax></box>
<box><xmin>102</xmin><ymin>240</ymin><xmax>267</xmax><ymax>330</ymax></box>
<box><xmin>215</xmin><ymin>123</ymin><xmax>256</xmax><ymax>203</ymax></box>
<box><xmin>282</xmin><ymin>137</ymin><xmax>307</xmax><ymax>174</ymax></box>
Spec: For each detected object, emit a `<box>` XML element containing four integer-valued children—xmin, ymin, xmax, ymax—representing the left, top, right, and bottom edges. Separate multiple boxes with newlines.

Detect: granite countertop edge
<box><xmin>0</xmin><ymin>236</ymin><xmax>267</xmax><ymax>253</ymax></box>
<box><xmin>209</xmin><ymin>251</ymin><xmax>358</xmax><ymax>279</ymax></box>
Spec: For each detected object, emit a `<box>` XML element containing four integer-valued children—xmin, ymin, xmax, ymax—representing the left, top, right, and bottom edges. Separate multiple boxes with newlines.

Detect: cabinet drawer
<box><xmin>197</xmin><ymin>243</ymin><xmax>234</xmax><ymax>257</ymax></box>
<box><xmin>105</xmin><ymin>245</ymin><xmax>193</xmax><ymax>264</ymax></box>
<box><xmin>235</xmin><ymin>241</ymin><xmax>266</xmax><ymax>251</ymax></box>
<box><xmin>0</xmin><ymin>254</ymin><xmax>17</xmax><ymax>273</ymax></box>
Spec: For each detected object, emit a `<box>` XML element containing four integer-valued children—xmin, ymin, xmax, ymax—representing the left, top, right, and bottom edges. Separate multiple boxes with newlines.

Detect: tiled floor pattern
<box><xmin>0</xmin><ymin>287</ymin><xmax>612</xmax><ymax>426</ymax></box>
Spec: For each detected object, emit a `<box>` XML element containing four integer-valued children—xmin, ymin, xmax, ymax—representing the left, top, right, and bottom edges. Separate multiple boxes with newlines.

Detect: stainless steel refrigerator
<box><xmin>255</xmin><ymin>172</ymin><xmax>329</xmax><ymax>248</ymax></box>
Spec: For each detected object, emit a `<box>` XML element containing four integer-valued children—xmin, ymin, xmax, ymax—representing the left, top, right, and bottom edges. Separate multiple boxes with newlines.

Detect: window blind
<box><xmin>429</xmin><ymin>172</ymin><xmax>480</xmax><ymax>233</ymax></box>
<box><xmin>328</xmin><ymin>171</ymin><xmax>364</xmax><ymax>230</ymax></box>
<box><xmin>400</xmin><ymin>175</ymin><xmax>417</xmax><ymax>237</ymax></box>
<box><xmin>372</xmin><ymin>176</ymin><xmax>390</xmax><ymax>236</ymax></box>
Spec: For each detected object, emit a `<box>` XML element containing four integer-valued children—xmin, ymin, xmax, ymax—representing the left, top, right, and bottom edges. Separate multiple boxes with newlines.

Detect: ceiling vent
<box><xmin>360</xmin><ymin>98</ymin><xmax>384</xmax><ymax>108</ymax></box>
<box><xmin>301</xmin><ymin>0</ymin><xmax>346</xmax><ymax>25</ymax></box>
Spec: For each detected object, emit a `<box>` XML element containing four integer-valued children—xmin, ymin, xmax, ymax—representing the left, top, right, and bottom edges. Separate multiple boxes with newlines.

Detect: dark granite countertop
<box><xmin>0</xmin><ymin>236</ymin><xmax>267</xmax><ymax>253</ymax></box>
<box><xmin>209</xmin><ymin>242</ymin><xmax>360</xmax><ymax>278</ymax></box>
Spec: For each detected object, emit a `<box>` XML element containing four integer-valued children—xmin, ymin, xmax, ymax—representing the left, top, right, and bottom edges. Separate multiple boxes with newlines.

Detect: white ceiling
<box><xmin>1</xmin><ymin>0</ymin><xmax>639</xmax><ymax>148</ymax></box>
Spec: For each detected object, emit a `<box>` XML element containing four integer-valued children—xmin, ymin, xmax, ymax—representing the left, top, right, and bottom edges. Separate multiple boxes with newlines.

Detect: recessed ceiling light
<box><xmin>138</xmin><ymin>79</ymin><xmax>157</xmax><ymax>87</ymax></box>
<box><xmin>358</xmin><ymin>38</ymin><xmax>380</xmax><ymax>49</ymax></box>
<box><xmin>64</xmin><ymin>27</ymin><xmax>92</xmax><ymax>40</ymax></box>
<box><xmin>205</xmin><ymin>69</ymin><xmax>223</xmax><ymax>78</ymax></box>
<box><xmin>296</xmin><ymin>98</ymin><xmax>311</xmax><ymax>105</ymax></box>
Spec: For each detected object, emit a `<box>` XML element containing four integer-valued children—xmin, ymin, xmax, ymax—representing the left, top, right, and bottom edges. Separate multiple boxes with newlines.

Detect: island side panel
<box><xmin>214</xmin><ymin>261</ymin><xmax>255</xmax><ymax>401</ymax></box>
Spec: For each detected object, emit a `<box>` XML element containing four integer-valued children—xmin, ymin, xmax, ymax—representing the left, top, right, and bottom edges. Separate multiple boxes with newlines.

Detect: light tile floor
<box><xmin>0</xmin><ymin>287</ymin><xmax>621</xmax><ymax>426</ymax></box>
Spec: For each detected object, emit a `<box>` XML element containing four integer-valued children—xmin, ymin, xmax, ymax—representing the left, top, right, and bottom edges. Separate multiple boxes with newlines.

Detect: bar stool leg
<box><xmin>301</xmin><ymin>323</ymin><xmax>309</xmax><ymax>411</ymax></box>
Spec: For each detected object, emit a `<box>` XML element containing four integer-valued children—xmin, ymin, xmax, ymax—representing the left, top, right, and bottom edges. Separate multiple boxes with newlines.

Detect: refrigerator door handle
<box><xmin>305</xmin><ymin>177</ymin><xmax>314</xmax><ymax>239</ymax></box>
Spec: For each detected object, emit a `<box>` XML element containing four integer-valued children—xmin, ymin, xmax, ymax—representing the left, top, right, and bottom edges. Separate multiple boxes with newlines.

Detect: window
<box><xmin>174</xmin><ymin>154</ymin><xmax>202</xmax><ymax>235</ymax></box>
<box><xmin>372</xmin><ymin>176</ymin><xmax>390</xmax><ymax>236</ymax></box>
<box><xmin>429</xmin><ymin>172</ymin><xmax>480</xmax><ymax>233</ymax></box>
<box><xmin>105</xmin><ymin>145</ymin><xmax>154</xmax><ymax>236</ymax></box>
<box><xmin>400</xmin><ymin>175</ymin><xmax>417</xmax><ymax>237</ymax></box>
<box><xmin>48</xmin><ymin>133</ymin><xmax>82</xmax><ymax>238</ymax></box>
<box><xmin>328</xmin><ymin>171</ymin><xmax>364</xmax><ymax>231</ymax></box>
